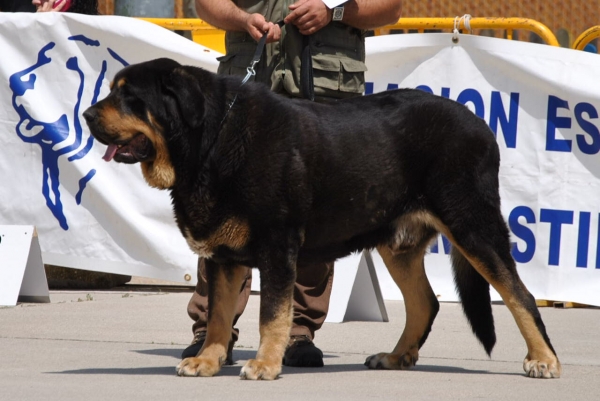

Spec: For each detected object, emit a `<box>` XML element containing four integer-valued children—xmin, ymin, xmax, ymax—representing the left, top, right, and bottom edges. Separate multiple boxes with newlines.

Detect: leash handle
<box><xmin>241</xmin><ymin>20</ymin><xmax>285</xmax><ymax>85</ymax></box>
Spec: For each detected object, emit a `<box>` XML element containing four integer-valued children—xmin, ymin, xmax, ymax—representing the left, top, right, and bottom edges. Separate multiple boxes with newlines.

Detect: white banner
<box><xmin>0</xmin><ymin>13</ymin><xmax>219</xmax><ymax>283</ymax></box>
<box><xmin>1</xmin><ymin>14</ymin><xmax>599</xmax><ymax>305</ymax></box>
<box><xmin>365</xmin><ymin>33</ymin><xmax>600</xmax><ymax>305</ymax></box>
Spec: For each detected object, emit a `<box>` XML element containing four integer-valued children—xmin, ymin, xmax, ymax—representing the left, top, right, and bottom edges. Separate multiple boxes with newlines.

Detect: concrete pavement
<box><xmin>1</xmin><ymin>288</ymin><xmax>599</xmax><ymax>401</ymax></box>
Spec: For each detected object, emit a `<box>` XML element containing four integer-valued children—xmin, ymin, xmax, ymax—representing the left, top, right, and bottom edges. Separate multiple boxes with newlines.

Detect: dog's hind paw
<box><xmin>176</xmin><ymin>356</ymin><xmax>221</xmax><ymax>377</ymax></box>
<box><xmin>523</xmin><ymin>357</ymin><xmax>561</xmax><ymax>378</ymax></box>
<box><xmin>239</xmin><ymin>359</ymin><xmax>281</xmax><ymax>380</ymax></box>
<box><xmin>364</xmin><ymin>350</ymin><xmax>418</xmax><ymax>370</ymax></box>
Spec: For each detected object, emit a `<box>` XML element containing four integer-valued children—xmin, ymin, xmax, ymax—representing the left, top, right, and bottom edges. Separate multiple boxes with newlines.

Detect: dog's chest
<box><xmin>182</xmin><ymin>217</ymin><xmax>251</xmax><ymax>259</ymax></box>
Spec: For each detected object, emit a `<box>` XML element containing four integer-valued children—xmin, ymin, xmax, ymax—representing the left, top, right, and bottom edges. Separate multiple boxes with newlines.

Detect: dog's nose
<box><xmin>83</xmin><ymin>108</ymin><xmax>97</xmax><ymax>123</ymax></box>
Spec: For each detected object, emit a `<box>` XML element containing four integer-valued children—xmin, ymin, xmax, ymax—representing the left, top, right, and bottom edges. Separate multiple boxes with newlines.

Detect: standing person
<box><xmin>183</xmin><ymin>0</ymin><xmax>402</xmax><ymax>368</ymax></box>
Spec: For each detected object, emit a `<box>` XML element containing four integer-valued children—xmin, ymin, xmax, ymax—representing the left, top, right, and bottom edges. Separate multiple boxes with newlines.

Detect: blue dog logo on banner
<box><xmin>9</xmin><ymin>35</ymin><xmax>128</xmax><ymax>230</ymax></box>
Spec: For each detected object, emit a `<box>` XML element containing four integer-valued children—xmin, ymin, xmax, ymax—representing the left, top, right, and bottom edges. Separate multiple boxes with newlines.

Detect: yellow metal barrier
<box><xmin>140</xmin><ymin>17</ymin><xmax>560</xmax><ymax>53</ymax></box>
<box><xmin>375</xmin><ymin>17</ymin><xmax>559</xmax><ymax>47</ymax></box>
<box><xmin>140</xmin><ymin>18</ymin><xmax>226</xmax><ymax>53</ymax></box>
<box><xmin>572</xmin><ymin>26</ymin><xmax>600</xmax><ymax>51</ymax></box>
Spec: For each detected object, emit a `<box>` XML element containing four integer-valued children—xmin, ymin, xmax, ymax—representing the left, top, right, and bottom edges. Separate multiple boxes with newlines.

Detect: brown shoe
<box><xmin>282</xmin><ymin>335</ymin><xmax>324</xmax><ymax>367</ymax></box>
<box><xmin>181</xmin><ymin>330</ymin><xmax>235</xmax><ymax>365</ymax></box>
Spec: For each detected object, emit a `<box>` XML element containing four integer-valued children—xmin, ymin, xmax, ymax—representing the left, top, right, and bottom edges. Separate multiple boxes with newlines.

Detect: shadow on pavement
<box><xmin>47</xmin><ymin>363</ymin><xmax>514</xmax><ymax>377</ymax></box>
<box><xmin>48</xmin><ymin>347</ymin><xmax>520</xmax><ymax>377</ymax></box>
<box><xmin>134</xmin><ymin>348</ymin><xmax>182</xmax><ymax>358</ymax></box>
<box><xmin>47</xmin><ymin>366</ymin><xmax>180</xmax><ymax>376</ymax></box>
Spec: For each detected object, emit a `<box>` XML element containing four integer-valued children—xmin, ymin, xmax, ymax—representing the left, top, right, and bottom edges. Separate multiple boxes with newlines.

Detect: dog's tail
<box><xmin>450</xmin><ymin>247</ymin><xmax>496</xmax><ymax>356</ymax></box>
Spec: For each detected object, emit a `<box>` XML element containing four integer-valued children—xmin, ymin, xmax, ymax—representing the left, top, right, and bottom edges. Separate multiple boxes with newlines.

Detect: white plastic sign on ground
<box><xmin>328</xmin><ymin>250</ymin><xmax>389</xmax><ymax>323</ymax></box>
<box><xmin>0</xmin><ymin>225</ymin><xmax>50</xmax><ymax>306</ymax></box>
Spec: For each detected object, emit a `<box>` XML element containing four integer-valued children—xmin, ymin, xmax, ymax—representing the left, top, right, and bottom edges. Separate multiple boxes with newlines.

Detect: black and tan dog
<box><xmin>84</xmin><ymin>58</ymin><xmax>560</xmax><ymax>380</ymax></box>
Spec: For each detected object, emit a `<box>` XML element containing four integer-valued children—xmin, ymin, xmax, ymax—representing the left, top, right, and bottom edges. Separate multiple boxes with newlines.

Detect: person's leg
<box><xmin>284</xmin><ymin>261</ymin><xmax>334</xmax><ymax>367</ymax></box>
<box><xmin>182</xmin><ymin>258</ymin><xmax>252</xmax><ymax>362</ymax></box>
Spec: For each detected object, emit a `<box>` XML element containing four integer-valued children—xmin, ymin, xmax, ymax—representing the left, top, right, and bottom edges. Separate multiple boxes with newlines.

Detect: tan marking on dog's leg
<box><xmin>176</xmin><ymin>264</ymin><xmax>247</xmax><ymax>377</ymax></box>
<box><xmin>365</xmin><ymin>244</ymin><xmax>438</xmax><ymax>370</ymax></box>
<box><xmin>435</xmin><ymin>225</ymin><xmax>561</xmax><ymax>379</ymax></box>
<box><xmin>506</xmin><ymin>288</ymin><xmax>562</xmax><ymax>378</ymax></box>
<box><xmin>240</xmin><ymin>294</ymin><xmax>293</xmax><ymax>380</ymax></box>
<box><xmin>205</xmin><ymin>217</ymin><xmax>251</xmax><ymax>251</ymax></box>
<box><xmin>184</xmin><ymin>218</ymin><xmax>251</xmax><ymax>259</ymax></box>
<box><xmin>476</xmin><ymin>263</ymin><xmax>560</xmax><ymax>378</ymax></box>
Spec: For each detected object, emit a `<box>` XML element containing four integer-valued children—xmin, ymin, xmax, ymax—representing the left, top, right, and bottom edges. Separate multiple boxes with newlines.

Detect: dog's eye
<box><xmin>126</xmin><ymin>98</ymin><xmax>146</xmax><ymax>116</ymax></box>
<box><xmin>120</xmin><ymin>88</ymin><xmax>146</xmax><ymax>115</ymax></box>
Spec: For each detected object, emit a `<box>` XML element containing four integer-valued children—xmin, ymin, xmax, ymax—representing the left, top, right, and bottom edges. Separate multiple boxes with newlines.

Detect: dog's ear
<box><xmin>161</xmin><ymin>67</ymin><xmax>204</xmax><ymax>128</ymax></box>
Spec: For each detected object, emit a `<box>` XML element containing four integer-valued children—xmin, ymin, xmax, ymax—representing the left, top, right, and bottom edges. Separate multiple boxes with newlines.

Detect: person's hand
<box><xmin>285</xmin><ymin>0</ymin><xmax>332</xmax><ymax>35</ymax></box>
<box><xmin>32</xmin><ymin>0</ymin><xmax>69</xmax><ymax>12</ymax></box>
<box><xmin>245</xmin><ymin>13</ymin><xmax>282</xmax><ymax>43</ymax></box>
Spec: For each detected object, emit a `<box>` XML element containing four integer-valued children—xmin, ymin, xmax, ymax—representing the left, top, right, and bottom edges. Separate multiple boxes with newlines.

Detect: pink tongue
<box><xmin>103</xmin><ymin>144</ymin><xmax>118</xmax><ymax>162</ymax></box>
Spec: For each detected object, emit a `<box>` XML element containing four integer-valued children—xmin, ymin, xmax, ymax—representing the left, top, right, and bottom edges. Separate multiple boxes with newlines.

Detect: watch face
<box><xmin>333</xmin><ymin>7</ymin><xmax>344</xmax><ymax>21</ymax></box>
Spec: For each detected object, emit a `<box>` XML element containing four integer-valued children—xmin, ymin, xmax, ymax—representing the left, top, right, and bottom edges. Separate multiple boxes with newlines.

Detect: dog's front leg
<box><xmin>177</xmin><ymin>261</ymin><xmax>247</xmax><ymax>377</ymax></box>
<box><xmin>240</xmin><ymin>243</ymin><xmax>297</xmax><ymax>380</ymax></box>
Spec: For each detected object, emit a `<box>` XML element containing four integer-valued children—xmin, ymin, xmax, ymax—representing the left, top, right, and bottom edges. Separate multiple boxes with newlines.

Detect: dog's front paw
<box><xmin>239</xmin><ymin>359</ymin><xmax>281</xmax><ymax>380</ymax></box>
<box><xmin>176</xmin><ymin>356</ymin><xmax>221</xmax><ymax>377</ymax></box>
<box><xmin>364</xmin><ymin>349</ymin><xmax>418</xmax><ymax>370</ymax></box>
<box><xmin>523</xmin><ymin>356</ymin><xmax>561</xmax><ymax>378</ymax></box>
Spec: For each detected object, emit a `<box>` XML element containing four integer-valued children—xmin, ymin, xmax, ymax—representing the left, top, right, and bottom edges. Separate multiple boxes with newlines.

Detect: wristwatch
<box><xmin>332</xmin><ymin>6</ymin><xmax>344</xmax><ymax>22</ymax></box>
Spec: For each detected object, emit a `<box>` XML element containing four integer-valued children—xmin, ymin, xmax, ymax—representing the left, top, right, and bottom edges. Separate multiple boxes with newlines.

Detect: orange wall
<box><xmin>401</xmin><ymin>1</ymin><xmax>599</xmax><ymax>46</ymax></box>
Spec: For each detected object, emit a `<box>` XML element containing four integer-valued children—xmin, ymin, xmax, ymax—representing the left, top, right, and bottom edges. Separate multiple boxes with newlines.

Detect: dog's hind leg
<box><xmin>438</xmin><ymin>208</ymin><xmax>561</xmax><ymax>378</ymax></box>
<box><xmin>176</xmin><ymin>261</ymin><xmax>247</xmax><ymax>377</ymax></box>
<box><xmin>365</xmin><ymin>222</ymin><xmax>439</xmax><ymax>370</ymax></box>
<box><xmin>452</xmin><ymin>239</ymin><xmax>560</xmax><ymax>377</ymax></box>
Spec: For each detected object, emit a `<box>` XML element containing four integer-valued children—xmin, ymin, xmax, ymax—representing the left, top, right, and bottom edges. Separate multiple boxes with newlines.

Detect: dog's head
<box><xmin>83</xmin><ymin>58</ymin><xmax>205</xmax><ymax>189</ymax></box>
